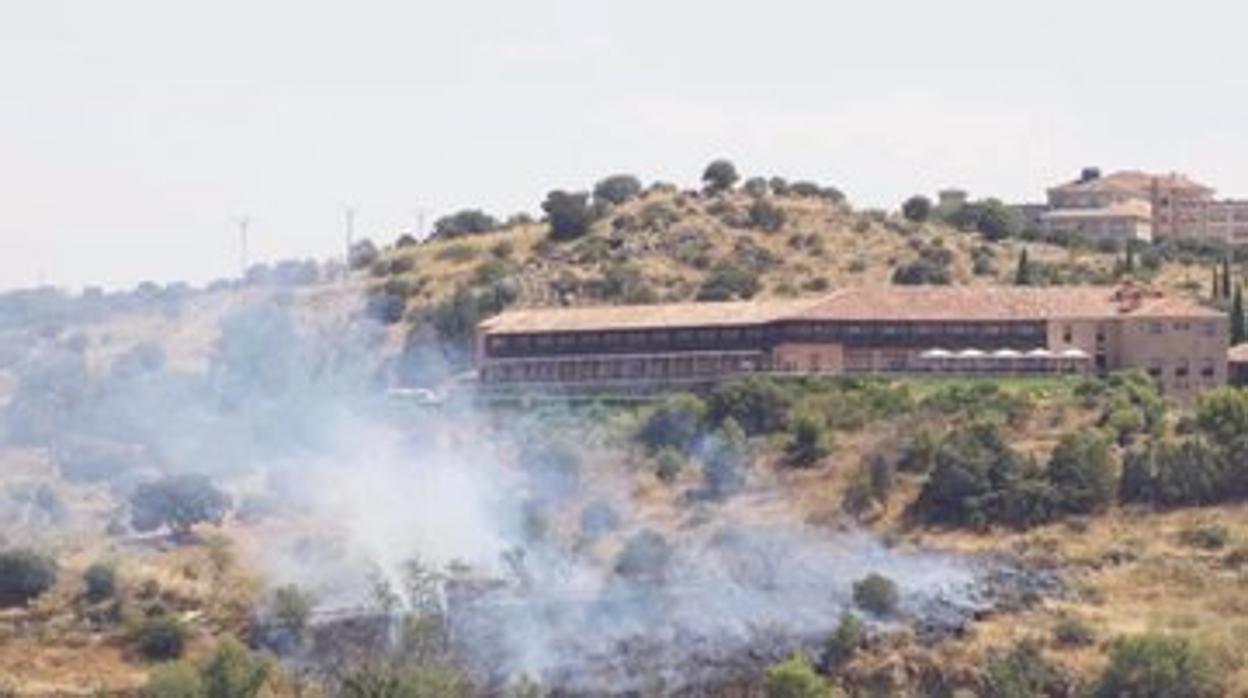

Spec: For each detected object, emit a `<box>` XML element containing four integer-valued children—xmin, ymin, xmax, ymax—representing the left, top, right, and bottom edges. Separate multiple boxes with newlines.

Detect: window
<box><xmin>1201</xmin><ymin>359</ymin><xmax>1216</xmax><ymax>378</ymax></box>
<box><xmin>1062</xmin><ymin>325</ymin><xmax>1073</xmax><ymax>343</ymax></box>
<box><xmin>489</xmin><ymin>337</ymin><xmax>507</xmax><ymax>351</ymax></box>
<box><xmin>1202</xmin><ymin>322</ymin><xmax>1217</xmax><ymax>337</ymax></box>
<box><xmin>1175</xmin><ymin>359</ymin><xmax>1190</xmax><ymax>379</ymax></box>
<box><xmin>1147</xmin><ymin>358</ymin><xmax>1163</xmax><ymax>378</ymax></box>
<box><xmin>1149</xmin><ymin>322</ymin><xmax>1164</xmax><ymax>335</ymax></box>
<box><xmin>1095</xmin><ymin>325</ymin><xmax>1106</xmax><ymax>343</ymax></box>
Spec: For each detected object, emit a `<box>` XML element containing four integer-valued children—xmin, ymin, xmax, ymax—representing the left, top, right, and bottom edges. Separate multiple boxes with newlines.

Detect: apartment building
<box><xmin>477</xmin><ymin>285</ymin><xmax>1228</xmax><ymax>398</ymax></box>
<box><xmin>1034</xmin><ymin>168</ymin><xmax>1248</xmax><ymax>245</ymax></box>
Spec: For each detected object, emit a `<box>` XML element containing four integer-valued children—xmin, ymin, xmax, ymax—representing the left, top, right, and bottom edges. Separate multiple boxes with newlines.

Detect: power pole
<box><xmin>237</xmin><ymin>215</ymin><xmax>251</xmax><ymax>276</ymax></box>
<box><xmin>344</xmin><ymin>206</ymin><xmax>356</xmax><ymax>259</ymax></box>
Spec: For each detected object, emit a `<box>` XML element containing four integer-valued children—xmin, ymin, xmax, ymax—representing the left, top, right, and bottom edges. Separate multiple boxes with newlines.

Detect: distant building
<box><xmin>477</xmin><ymin>285</ymin><xmax>1227</xmax><ymax>398</ymax></box>
<box><xmin>1034</xmin><ymin>168</ymin><xmax>1248</xmax><ymax>245</ymax></box>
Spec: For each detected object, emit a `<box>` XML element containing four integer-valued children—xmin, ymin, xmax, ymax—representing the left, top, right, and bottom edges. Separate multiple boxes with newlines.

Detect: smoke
<box><xmin>0</xmin><ymin>290</ymin><xmax>1032</xmax><ymax>694</ymax></box>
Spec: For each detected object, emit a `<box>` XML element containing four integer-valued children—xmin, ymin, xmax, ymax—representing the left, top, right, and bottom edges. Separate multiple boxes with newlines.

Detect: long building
<box><xmin>477</xmin><ymin>285</ymin><xmax>1228</xmax><ymax>398</ymax></box>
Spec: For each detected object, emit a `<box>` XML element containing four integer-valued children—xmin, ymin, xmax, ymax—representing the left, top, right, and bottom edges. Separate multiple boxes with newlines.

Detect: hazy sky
<box><xmin>3</xmin><ymin>0</ymin><xmax>1247</xmax><ymax>290</ymax></box>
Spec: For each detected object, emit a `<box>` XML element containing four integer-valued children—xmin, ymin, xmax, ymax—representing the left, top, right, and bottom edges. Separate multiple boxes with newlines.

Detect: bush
<box><xmin>655</xmin><ymin>447</ymin><xmax>686</xmax><ymax>483</ymax></box>
<box><xmin>1047</xmin><ymin>432</ymin><xmax>1116</xmax><ymax>514</ymax></box>
<box><xmin>891</xmin><ymin>259</ymin><xmax>951</xmax><ymax>285</ymax></box>
<box><xmin>1120</xmin><ymin>440</ymin><xmax>1226</xmax><ymax>508</ymax></box>
<box><xmin>785</xmin><ymin>414</ymin><xmax>831</xmax><ymax>468</ymax></box>
<box><xmin>271</xmin><ymin>584</ymin><xmax>314</xmax><ymax>638</ymax></box>
<box><xmin>982</xmin><ymin>640</ymin><xmax>1069</xmax><ymax>698</ymax></box>
<box><xmin>901</xmin><ymin>195</ymin><xmax>932</xmax><ymax>222</ymax></box>
<box><xmin>637</xmin><ymin>394</ymin><xmax>707</xmax><ymax>452</ymax></box>
<box><xmin>914</xmin><ymin>423</ymin><xmax>1034</xmax><ymax>529</ymax></box>
<box><xmin>1178</xmin><ymin>524</ymin><xmax>1230</xmax><ymax>551</ymax></box>
<box><xmin>347</xmin><ymin>239</ymin><xmax>379</xmax><ymax>270</ymax></box>
<box><xmin>130</xmin><ymin>475</ymin><xmax>230</xmax><ymax>536</ymax></box>
<box><xmin>83</xmin><ymin>561</ymin><xmax>117</xmax><ymax>603</ymax></box>
<box><xmin>852</xmin><ymin>572</ymin><xmax>899</xmax><ymax>616</ymax></box>
<box><xmin>146</xmin><ymin>661</ymin><xmax>202</xmax><ymax>698</ymax></box>
<box><xmin>542</xmin><ymin>190</ymin><xmax>595</xmax><ymax>241</ymax></box>
<box><xmin>702</xmin><ymin>159</ymin><xmax>739</xmax><ymax>193</ymax></box>
<box><xmin>432</xmin><ymin>209</ymin><xmax>499</xmax><ymax>239</ymax></box>
<box><xmin>593</xmin><ymin>174</ymin><xmax>643</xmax><ymax>206</ymax></box>
<box><xmin>708</xmin><ymin>377</ymin><xmax>792</xmax><ymax>435</ymax></box>
<box><xmin>743</xmin><ymin>176</ymin><xmax>770</xmax><ymax>198</ymax></box>
<box><xmin>1093</xmin><ymin>634</ymin><xmax>1221</xmax><ymax>698</ymax></box>
<box><xmin>702</xmin><ymin>417</ymin><xmax>749</xmax><ymax>498</ymax></box>
<box><xmin>764</xmin><ymin>654</ymin><xmax>834</xmax><ymax>698</ymax></box>
<box><xmin>135</xmin><ymin>617</ymin><xmax>188</xmax><ymax>661</ymax></box>
<box><xmin>0</xmin><ymin>549</ymin><xmax>57</xmax><ymax>608</ymax></box>
<box><xmin>340</xmin><ymin>665</ymin><xmax>473</xmax><ymax>698</ymax></box>
<box><xmin>748</xmin><ymin>199</ymin><xmax>786</xmax><ymax>232</ymax></box>
<box><xmin>1053</xmin><ymin>616</ymin><xmax>1096</xmax><ymax>648</ymax></box>
<box><xmin>697</xmin><ymin>261</ymin><xmax>760</xmax><ymax>301</ymax></box>
<box><xmin>822</xmin><ymin>611</ymin><xmax>865</xmax><ymax>670</ymax></box>
<box><xmin>199</xmin><ymin>637</ymin><xmax>270</xmax><ymax>698</ymax></box>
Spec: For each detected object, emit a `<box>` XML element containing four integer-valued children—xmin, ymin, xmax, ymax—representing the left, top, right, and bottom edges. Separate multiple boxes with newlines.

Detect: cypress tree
<box><xmin>1223</xmin><ymin>257</ymin><xmax>1232</xmax><ymax>298</ymax></box>
<box><xmin>1233</xmin><ymin>285</ymin><xmax>1245</xmax><ymax>346</ymax></box>
<box><xmin>1124</xmin><ymin>244</ymin><xmax>1135</xmax><ymax>274</ymax></box>
<box><xmin>1213</xmin><ymin>266</ymin><xmax>1221</xmax><ymax>299</ymax></box>
<box><xmin>1015</xmin><ymin>249</ymin><xmax>1031</xmax><ymax>286</ymax></box>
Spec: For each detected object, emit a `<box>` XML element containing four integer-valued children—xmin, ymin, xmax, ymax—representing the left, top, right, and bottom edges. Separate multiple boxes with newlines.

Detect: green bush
<box><xmin>1047</xmin><ymin>432</ymin><xmax>1117</xmax><ymax>514</ymax></box>
<box><xmin>822</xmin><ymin>611</ymin><xmax>865</xmax><ymax>670</ymax></box>
<box><xmin>146</xmin><ymin>661</ymin><xmax>202</xmax><ymax>698</ymax></box>
<box><xmin>702</xmin><ymin>159</ymin><xmax>739</xmax><ymax>193</ymax></box>
<box><xmin>697</xmin><ymin>261</ymin><xmax>760</xmax><ymax>301</ymax></box>
<box><xmin>914</xmin><ymin>423</ymin><xmax>1039</xmax><ymax>529</ymax></box>
<box><xmin>271</xmin><ymin>584</ymin><xmax>314</xmax><ymax>637</ymax></box>
<box><xmin>708</xmin><ymin>376</ymin><xmax>792</xmax><ymax>435</ymax></box>
<box><xmin>1120</xmin><ymin>440</ymin><xmax>1226</xmax><ymax>508</ymax></box>
<box><xmin>1178</xmin><ymin>524</ymin><xmax>1230</xmax><ymax>551</ymax></box>
<box><xmin>785</xmin><ymin>414</ymin><xmax>831</xmax><ymax>468</ymax></box>
<box><xmin>199</xmin><ymin>637</ymin><xmax>270</xmax><ymax>698</ymax></box>
<box><xmin>748</xmin><ymin>199</ymin><xmax>786</xmax><ymax>232</ymax></box>
<box><xmin>901</xmin><ymin>195</ymin><xmax>932</xmax><ymax>222</ymax></box>
<box><xmin>0</xmin><ymin>549</ymin><xmax>57</xmax><ymax>608</ymax></box>
<box><xmin>83</xmin><ymin>561</ymin><xmax>117</xmax><ymax>603</ymax></box>
<box><xmin>655</xmin><ymin>447</ymin><xmax>686</xmax><ymax>483</ymax></box>
<box><xmin>982</xmin><ymin>640</ymin><xmax>1069</xmax><ymax>698</ymax></box>
<box><xmin>1093</xmin><ymin>634</ymin><xmax>1221</xmax><ymax>698</ymax></box>
<box><xmin>129</xmin><ymin>474</ymin><xmax>230</xmax><ymax>536</ymax></box>
<box><xmin>593</xmin><ymin>174</ymin><xmax>643</xmax><ymax>206</ymax></box>
<box><xmin>764</xmin><ymin>654</ymin><xmax>834</xmax><ymax>698</ymax></box>
<box><xmin>637</xmin><ymin>394</ymin><xmax>707</xmax><ymax>452</ymax></box>
<box><xmin>852</xmin><ymin>572</ymin><xmax>899</xmax><ymax>617</ymax></box>
<box><xmin>543</xmin><ymin>190</ymin><xmax>595</xmax><ymax>241</ymax></box>
<box><xmin>135</xmin><ymin>617</ymin><xmax>188</xmax><ymax>661</ymax></box>
<box><xmin>432</xmin><ymin>209</ymin><xmax>499</xmax><ymax>239</ymax></box>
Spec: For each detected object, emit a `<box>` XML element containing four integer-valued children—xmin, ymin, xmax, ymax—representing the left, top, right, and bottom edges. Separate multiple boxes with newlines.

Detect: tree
<box><xmin>0</xmin><ymin>549</ymin><xmax>57</xmax><ymax>608</ymax></box>
<box><xmin>348</xmin><ymin>239</ymin><xmax>379</xmax><ymax>271</ymax></box>
<box><xmin>743</xmin><ymin>176</ymin><xmax>770</xmax><ymax>198</ymax></box>
<box><xmin>786</xmin><ymin>414</ymin><xmax>831</xmax><ymax>468</ymax></box>
<box><xmin>702</xmin><ymin>159</ymin><xmax>739</xmax><ymax>193</ymax></box>
<box><xmin>764</xmin><ymin>654</ymin><xmax>834</xmax><ymax>698</ymax></box>
<box><xmin>129</xmin><ymin>474</ymin><xmax>230</xmax><ymax>536</ymax></box>
<box><xmin>1047</xmin><ymin>432</ymin><xmax>1116</xmax><ymax>514</ymax></box>
<box><xmin>1212</xmin><ymin>265</ymin><xmax>1220</xmax><ymax>300</ymax></box>
<box><xmin>982</xmin><ymin>640</ymin><xmax>1069</xmax><ymax>698</ymax></box>
<box><xmin>1093</xmin><ymin>634</ymin><xmax>1221</xmax><ymax>698</ymax></box>
<box><xmin>592</xmin><ymin>174</ymin><xmax>643</xmax><ymax>206</ymax></box>
<box><xmin>1015</xmin><ymin>249</ymin><xmax>1033</xmax><ymax>286</ymax></box>
<box><xmin>146</xmin><ymin>662</ymin><xmax>203</xmax><ymax>698</ymax></box>
<box><xmin>708</xmin><ymin>376</ymin><xmax>792</xmax><ymax>435</ymax></box>
<box><xmin>902</xmin><ymin>195</ymin><xmax>932</xmax><ymax>222</ymax></box>
<box><xmin>271</xmin><ymin>584</ymin><xmax>314</xmax><ymax>639</ymax></box>
<box><xmin>637</xmin><ymin>394</ymin><xmax>707</xmax><ymax>452</ymax></box>
<box><xmin>852</xmin><ymin>573</ymin><xmax>899</xmax><ymax>616</ymax></box>
<box><xmin>702</xmin><ymin>417</ymin><xmax>749</xmax><ymax>498</ymax></box>
<box><xmin>1232</xmin><ymin>286</ymin><xmax>1245</xmax><ymax>345</ymax></box>
<box><xmin>432</xmin><ymin>209</ymin><xmax>499</xmax><ymax>239</ymax></box>
<box><xmin>697</xmin><ymin>262</ymin><xmax>761</xmax><ymax>301</ymax></box>
<box><xmin>748</xmin><ymin>199</ymin><xmax>787</xmax><ymax>232</ymax></box>
<box><xmin>822</xmin><ymin>611</ymin><xmax>865</xmax><ymax>670</ymax></box>
<box><xmin>83</xmin><ymin>561</ymin><xmax>117</xmax><ymax>603</ymax></box>
<box><xmin>135</xmin><ymin>617</ymin><xmax>188</xmax><ymax>661</ymax></box>
<box><xmin>1195</xmin><ymin>387</ymin><xmax>1248</xmax><ymax>445</ymax></box>
<box><xmin>1124</xmin><ymin>243</ymin><xmax>1136</xmax><ymax>275</ymax></box>
<box><xmin>542</xmin><ymin>190</ymin><xmax>594</xmax><ymax>241</ymax></box>
<box><xmin>1222</xmin><ymin>256</ymin><xmax>1232</xmax><ymax>299</ymax></box>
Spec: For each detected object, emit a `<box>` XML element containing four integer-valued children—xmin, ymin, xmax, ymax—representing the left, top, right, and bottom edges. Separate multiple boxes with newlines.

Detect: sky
<box><xmin>2</xmin><ymin>0</ymin><xmax>1247</xmax><ymax>290</ymax></box>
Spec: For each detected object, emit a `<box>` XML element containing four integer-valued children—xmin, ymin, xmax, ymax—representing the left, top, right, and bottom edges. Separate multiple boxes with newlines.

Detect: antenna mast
<box><xmin>237</xmin><ymin>215</ymin><xmax>251</xmax><ymax>276</ymax></box>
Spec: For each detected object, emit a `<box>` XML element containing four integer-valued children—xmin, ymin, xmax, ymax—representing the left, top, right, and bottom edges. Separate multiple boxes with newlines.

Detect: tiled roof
<box><xmin>1051</xmin><ymin>170</ymin><xmax>1213</xmax><ymax>195</ymax></box>
<box><xmin>480</xmin><ymin>286</ymin><xmax>1221</xmax><ymax>334</ymax></box>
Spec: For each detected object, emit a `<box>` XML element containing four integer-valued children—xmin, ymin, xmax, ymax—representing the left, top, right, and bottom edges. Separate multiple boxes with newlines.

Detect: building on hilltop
<box><xmin>1024</xmin><ymin>168</ymin><xmax>1248</xmax><ymax>245</ymax></box>
<box><xmin>476</xmin><ymin>285</ymin><xmax>1228</xmax><ymax>398</ymax></box>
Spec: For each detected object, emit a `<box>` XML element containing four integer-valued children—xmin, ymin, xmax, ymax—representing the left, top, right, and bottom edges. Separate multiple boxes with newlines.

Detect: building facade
<box><xmin>1034</xmin><ymin>168</ymin><xmax>1248</xmax><ymax>245</ymax></box>
<box><xmin>477</xmin><ymin>286</ymin><xmax>1228</xmax><ymax>398</ymax></box>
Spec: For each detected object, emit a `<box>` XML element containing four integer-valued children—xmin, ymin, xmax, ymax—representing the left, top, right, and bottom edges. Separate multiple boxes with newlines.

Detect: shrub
<box><xmin>708</xmin><ymin>377</ymin><xmax>792</xmax><ymax>435</ymax></box>
<box><xmin>542</xmin><ymin>190</ymin><xmax>594</xmax><ymax>241</ymax></box>
<box><xmin>914</xmin><ymin>423</ymin><xmax>1030</xmax><ymax>529</ymax></box>
<box><xmin>83</xmin><ymin>561</ymin><xmax>117</xmax><ymax>603</ymax></box>
<box><xmin>1047</xmin><ymin>432</ymin><xmax>1117</xmax><ymax>514</ymax></box>
<box><xmin>702</xmin><ymin>159</ymin><xmax>739</xmax><ymax>193</ymax></box>
<box><xmin>432</xmin><ymin>209</ymin><xmax>499</xmax><ymax>239</ymax></box>
<box><xmin>0</xmin><ymin>549</ymin><xmax>57</xmax><ymax>608</ymax></box>
<box><xmin>130</xmin><ymin>474</ymin><xmax>230</xmax><ymax>536</ymax></box>
<box><xmin>852</xmin><ymin>573</ymin><xmax>899</xmax><ymax>616</ymax></box>
<box><xmin>271</xmin><ymin>584</ymin><xmax>314</xmax><ymax>638</ymax></box>
<box><xmin>655</xmin><ymin>447</ymin><xmax>686</xmax><ymax>483</ymax></box>
<box><xmin>434</xmin><ymin>242</ymin><xmax>477</xmax><ymax>263</ymax></box>
<box><xmin>902</xmin><ymin>195</ymin><xmax>932</xmax><ymax>222</ymax></box>
<box><xmin>982</xmin><ymin>640</ymin><xmax>1069</xmax><ymax>698</ymax></box>
<box><xmin>1120</xmin><ymin>440</ymin><xmax>1226</xmax><ymax>508</ymax></box>
<box><xmin>891</xmin><ymin>259</ymin><xmax>951</xmax><ymax>285</ymax></box>
<box><xmin>146</xmin><ymin>662</ymin><xmax>202</xmax><ymax>698</ymax></box>
<box><xmin>697</xmin><ymin>262</ymin><xmax>760</xmax><ymax>301</ymax></box>
<box><xmin>764</xmin><ymin>654</ymin><xmax>833</xmax><ymax>698</ymax></box>
<box><xmin>614</xmin><ymin>530</ymin><xmax>673</xmax><ymax>583</ymax></box>
<box><xmin>135</xmin><ymin>617</ymin><xmax>188</xmax><ymax>661</ymax></box>
<box><xmin>593</xmin><ymin>174</ymin><xmax>643</xmax><ymax>206</ymax></box>
<box><xmin>702</xmin><ymin>417</ymin><xmax>749</xmax><ymax>498</ymax></box>
<box><xmin>347</xmin><ymin>239</ymin><xmax>379</xmax><ymax>270</ymax></box>
<box><xmin>1053</xmin><ymin>616</ymin><xmax>1096</xmax><ymax>648</ymax></box>
<box><xmin>200</xmin><ymin>637</ymin><xmax>270</xmax><ymax>698</ymax></box>
<box><xmin>1178</xmin><ymin>524</ymin><xmax>1230</xmax><ymax>550</ymax></box>
<box><xmin>748</xmin><ymin>199</ymin><xmax>786</xmax><ymax>232</ymax></box>
<box><xmin>340</xmin><ymin>664</ymin><xmax>473</xmax><ymax>698</ymax></box>
<box><xmin>743</xmin><ymin>176</ymin><xmax>770</xmax><ymax>198</ymax></box>
<box><xmin>637</xmin><ymin>394</ymin><xmax>707</xmax><ymax>452</ymax></box>
<box><xmin>1093</xmin><ymin>634</ymin><xmax>1221</xmax><ymax>698</ymax></box>
<box><xmin>785</xmin><ymin>414</ymin><xmax>831</xmax><ymax>468</ymax></box>
<box><xmin>822</xmin><ymin>611</ymin><xmax>865</xmax><ymax>670</ymax></box>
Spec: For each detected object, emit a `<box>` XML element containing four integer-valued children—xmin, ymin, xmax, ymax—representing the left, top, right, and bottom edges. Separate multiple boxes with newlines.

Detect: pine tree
<box><xmin>1233</xmin><ymin>285</ymin><xmax>1245</xmax><ymax>346</ymax></box>
<box><xmin>1015</xmin><ymin>249</ymin><xmax>1032</xmax><ymax>286</ymax></box>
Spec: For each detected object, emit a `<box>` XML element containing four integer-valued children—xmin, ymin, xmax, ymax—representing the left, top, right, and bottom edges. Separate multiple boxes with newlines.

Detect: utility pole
<box><xmin>344</xmin><ymin>206</ymin><xmax>356</xmax><ymax>259</ymax></box>
<box><xmin>237</xmin><ymin>215</ymin><xmax>251</xmax><ymax>276</ymax></box>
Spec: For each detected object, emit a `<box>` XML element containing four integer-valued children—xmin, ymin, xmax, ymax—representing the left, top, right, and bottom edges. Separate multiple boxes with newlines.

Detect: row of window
<box><xmin>1145</xmin><ymin>357</ymin><xmax>1219</xmax><ymax>380</ymax></box>
<box><xmin>488</xmin><ymin>321</ymin><xmax>1047</xmax><ymax>355</ymax></box>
